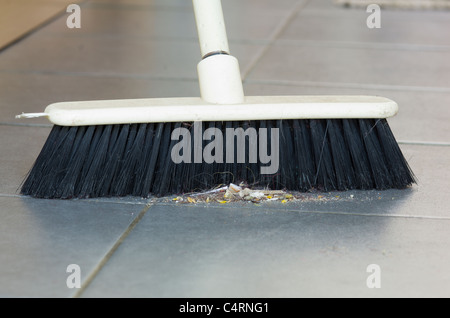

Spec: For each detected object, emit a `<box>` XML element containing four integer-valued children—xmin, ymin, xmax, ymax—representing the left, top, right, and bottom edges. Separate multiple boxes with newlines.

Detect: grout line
<box><xmin>333</xmin><ymin>0</ymin><xmax>450</xmax><ymax>9</ymax></box>
<box><xmin>0</xmin><ymin>68</ymin><xmax>200</xmax><ymax>82</ymax></box>
<box><xmin>35</xmin><ymin>32</ymin><xmax>201</xmax><ymax>43</ymax></box>
<box><xmin>1</xmin><ymin>68</ymin><xmax>448</xmax><ymax>95</ymax></box>
<box><xmin>0</xmin><ymin>193</ymin><xmax>152</xmax><ymax>206</ymax></box>
<box><xmin>26</xmin><ymin>30</ymin><xmax>271</xmax><ymax>47</ymax></box>
<box><xmin>141</xmin><ymin>201</ymin><xmax>450</xmax><ymax>221</ymax></box>
<box><xmin>79</xmin><ymin>198</ymin><xmax>153</xmax><ymax>205</ymax></box>
<box><xmin>72</xmin><ymin>203</ymin><xmax>152</xmax><ymax>298</ymax></box>
<box><xmin>275</xmin><ymin>39</ymin><xmax>450</xmax><ymax>52</ymax></box>
<box><xmin>0</xmin><ymin>122</ymin><xmax>53</xmax><ymax>128</ymax></box>
<box><xmin>17</xmin><ymin>18</ymin><xmax>450</xmax><ymax>53</ymax></box>
<box><xmin>244</xmin><ymin>78</ymin><xmax>450</xmax><ymax>93</ymax></box>
<box><xmin>0</xmin><ymin>0</ymin><xmax>90</xmax><ymax>54</ymax></box>
<box><xmin>282</xmin><ymin>209</ymin><xmax>450</xmax><ymax>221</ymax></box>
<box><xmin>0</xmin><ymin>194</ymin><xmax>22</xmax><ymax>198</ymax></box>
<box><xmin>84</xmin><ymin>1</ymin><xmax>194</xmax><ymax>11</ymax></box>
<box><xmin>1</xmin><ymin>194</ymin><xmax>449</xmax><ymax>221</ymax></box>
<box><xmin>241</xmin><ymin>0</ymin><xmax>311</xmax><ymax>81</ymax></box>
<box><xmin>398</xmin><ymin>140</ymin><xmax>450</xmax><ymax>147</ymax></box>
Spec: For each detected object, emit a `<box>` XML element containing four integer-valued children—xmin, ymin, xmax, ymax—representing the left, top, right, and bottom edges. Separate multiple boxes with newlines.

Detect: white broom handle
<box><xmin>192</xmin><ymin>0</ymin><xmax>230</xmax><ymax>57</ymax></box>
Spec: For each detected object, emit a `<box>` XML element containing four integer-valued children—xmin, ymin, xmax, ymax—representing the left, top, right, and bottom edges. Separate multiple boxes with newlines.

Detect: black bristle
<box><xmin>97</xmin><ymin>124</ymin><xmax>130</xmax><ymax>197</ymax></box>
<box><xmin>156</xmin><ymin>122</ymin><xmax>181</xmax><ymax>196</ymax></box>
<box><xmin>56</xmin><ymin>125</ymin><xmax>95</xmax><ymax>199</ymax></box>
<box><xmin>111</xmin><ymin>123</ymin><xmax>147</xmax><ymax>196</ymax></box>
<box><xmin>292</xmin><ymin>119</ymin><xmax>314</xmax><ymax>191</ymax></box>
<box><xmin>75</xmin><ymin>125</ymin><xmax>105</xmax><ymax>196</ymax></box>
<box><xmin>310</xmin><ymin>119</ymin><xmax>337</xmax><ymax>191</ymax></box>
<box><xmin>138</xmin><ymin>122</ymin><xmax>164</xmax><ymax>196</ymax></box>
<box><xmin>78</xmin><ymin>125</ymin><xmax>112</xmax><ymax>198</ymax></box>
<box><xmin>20</xmin><ymin>125</ymin><xmax>64</xmax><ymax>195</ymax></box>
<box><xmin>20</xmin><ymin>118</ymin><xmax>416</xmax><ymax>199</ymax></box>
<box><xmin>327</xmin><ymin>119</ymin><xmax>355</xmax><ymax>190</ymax></box>
<box><xmin>359</xmin><ymin>119</ymin><xmax>393</xmax><ymax>189</ymax></box>
<box><xmin>342</xmin><ymin>119</ymin><xmax>374</xmax><ymax>189</ymax></box>
<box><xmin>203</xmin><ymin>121</ymin><xmax>219</xmax><ymax>187</ymax></box>
<box><xmin>222</xmin><ymin>121</ymin><xmax>234</xmax><ymax>186</ymax></box>
<box><xmin>375</xmin><ymin>119</ymin><xmax>416</xmax><ymax>188</ymax></box>
<box><xmin>152</xmin><ymin>122</ymin><xmax>173</xmax><ymax>196</ymax></box>
<box><xmin>263</xmin><ymin>120</ymin><xmax>276</xmax><ymax>188</ymax></box>
<box><xmin>36</xmin><ymin>126</ymin><xmax>76</xmax><ymax>198</ymax></box>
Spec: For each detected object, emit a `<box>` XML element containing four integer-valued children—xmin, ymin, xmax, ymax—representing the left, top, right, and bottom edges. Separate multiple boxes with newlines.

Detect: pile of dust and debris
<box><xmin>157</xmin><ymin>183</ymin><xmax>357</xmax><ymax>205</ymax></box>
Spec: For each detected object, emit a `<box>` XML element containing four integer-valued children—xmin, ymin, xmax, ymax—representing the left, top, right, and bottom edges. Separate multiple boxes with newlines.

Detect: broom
<box><xmin>16</xmin><ymin>0</ymin><xmax>415</xmax><ymax>199</ymax></box>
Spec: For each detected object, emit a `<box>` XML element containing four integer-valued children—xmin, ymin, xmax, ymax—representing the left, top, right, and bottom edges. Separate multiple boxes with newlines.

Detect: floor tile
<box><xmin>246</xmin><ymin>44</ymin><xmax>450</xmax><ymax>89</ymax></box>
<box><xmin>243</xmin><ymin>82</ymin><xmax>450</xmax><ymax>143</ymax></box>
<box><xmin>221</xmin><ymin>0</ymin><xmax>303</xmax><ymax>42</ymax></box>
<box><xmin>89</xmin><ymin>0</ymin><xmax>193</xmax><ymax>9</ymax></box>
<box><xmin>149</xmin><ymin>144</ymin><xmax>450</xmax><ymax>220</ymax></box>
<box><xmin>282</xmin><ymin>3</ymin><xmax>450</xmax><ymax>46</ymax></box>
<box><xmin>0</xmin><ymin>196</ymin><xmax>147</xmax><ymax>297</ymax></box>
<box><xmin>41</xmin><ymin>0</ymin><xmax>300</xmax><ymax>43</ymax></box>
<box><xmin>303</xmin><ymin>0</ymin><xmax>341</xmax><ymax>11</ymax></box>
<box><xmin>0</xmin><ymin>35</ymin><xmax>261</xmax><ymax>80</ymax></box>
<box><xmin>395</xmin><ymin>144</ymin><xmax>450</xmax><ymax>217</ymax></box>
<box><xmin>0</xmin><ymin>0</ymin><xmax>78</xmax><ymax>49</ymax></box>
<box><xmin>88</xmin><ymin>0</ymin><xmax>301</xmax><ymax>17</ymax></box>
<box><xmin>0</xmin><ymin>125</ymin><xmax>51</xmax><ymax>196</ymax></box>
<box><xmin>80</xmin><ymin>203</ymin><xmax>450</xmax><ymax>298</ymax></box>
<box><xmin>41</xmin><ymin>3</ymin><xmax>198</xmax><ymax>40</ymax></box>
<box><xmin>247</xmin><ymin>144</ymin><xmax>450</xmax><ymax>220</ymax></box>
<box><xmin>0</xmin><ymin>0</ymin><xmax>449</xmax><ymax>300</ymax></box>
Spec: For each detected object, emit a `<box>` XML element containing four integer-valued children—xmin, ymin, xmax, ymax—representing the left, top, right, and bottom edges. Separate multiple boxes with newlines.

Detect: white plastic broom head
<box><xmin>15</xmin><ymin>95</ymin><xmax>398</xmax><ymax>126</ymax></box>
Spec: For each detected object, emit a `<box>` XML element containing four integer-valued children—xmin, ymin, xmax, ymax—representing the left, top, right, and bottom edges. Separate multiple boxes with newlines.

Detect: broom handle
<box><xmin>192</xmin><ymin>0</ymin><xmax>230</xmax><ymax>57</ymax></box>
<box><xmin>192</xmin><ymin>0</ymin><xmax>245</xmax><ymax>104</ymax></box>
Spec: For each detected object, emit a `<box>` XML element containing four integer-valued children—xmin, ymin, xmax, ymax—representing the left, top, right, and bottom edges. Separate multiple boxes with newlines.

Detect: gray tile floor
<box><xmin>1</xmin><ymin>0</ymin><xmax>449</xmax><ymax>298</ymax></box>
